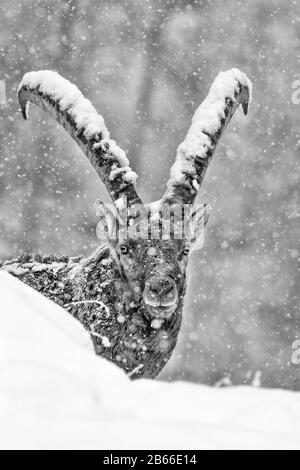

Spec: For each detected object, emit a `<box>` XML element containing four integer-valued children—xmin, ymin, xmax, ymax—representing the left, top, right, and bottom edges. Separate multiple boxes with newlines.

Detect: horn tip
<box><xmin>242</xmin><ymin>100</ymin><xmax>249</xmax><ymax>116</ymax></box>
<box><xmin>21</xmin><ymin>107</ymin><xmax>28</xmax><ymax>120</ymax></box>
<box><xmin>19</xmin><ymin>99</ymin><xmax>29</xmax><ymax>120</ymax></box>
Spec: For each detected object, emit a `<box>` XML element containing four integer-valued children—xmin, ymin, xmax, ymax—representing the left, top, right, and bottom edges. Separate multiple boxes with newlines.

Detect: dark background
<box><xmin>0</xmin><ymin>0</ymin><xmax>299</xmax><ymax>388</ymax></box>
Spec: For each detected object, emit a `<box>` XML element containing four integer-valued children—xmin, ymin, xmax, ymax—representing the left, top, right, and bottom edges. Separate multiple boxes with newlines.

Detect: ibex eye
<box><xmin>120</xmin><ymin>245</ymin><xmax>128</xmax><ymax>254</ymax></box>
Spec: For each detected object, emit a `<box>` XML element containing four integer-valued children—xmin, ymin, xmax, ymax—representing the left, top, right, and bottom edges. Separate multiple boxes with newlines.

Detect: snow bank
<box><xmin>0</xmin><ymin>271</ymin><xmax>299</xmax><ymax>450</ymax></box>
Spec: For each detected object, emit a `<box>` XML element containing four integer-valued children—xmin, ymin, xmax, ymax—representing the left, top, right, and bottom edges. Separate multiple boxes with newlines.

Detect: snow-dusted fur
<box><xmin>1</xmin><ymin>248</ymin><xmax>184</xmax><ymax>379</ymax></box>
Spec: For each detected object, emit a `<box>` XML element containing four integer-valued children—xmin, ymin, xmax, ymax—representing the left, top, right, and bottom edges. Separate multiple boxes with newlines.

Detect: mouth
<box><xmin>143</xmin><ymin>302</ymin><xmax>176</xmax><ymax>320</ymax></box>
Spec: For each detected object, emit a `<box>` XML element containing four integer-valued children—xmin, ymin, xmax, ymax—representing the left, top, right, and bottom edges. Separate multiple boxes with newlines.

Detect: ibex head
<box><xmin>95</xmin><ymin>198</ymin><xmax>210</xmax><ymax>323</ymax></box>
<box><xmin>18</xmin><ymin>68</ymin><xmax>251</xmax><ymax>328</ymax></box>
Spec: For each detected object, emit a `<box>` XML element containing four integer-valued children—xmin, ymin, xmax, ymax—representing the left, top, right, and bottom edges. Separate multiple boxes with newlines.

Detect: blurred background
<box><xmin>0</xmin><ymin>0</ymin><xmax>299</xmax><ymax>389</ymax></box>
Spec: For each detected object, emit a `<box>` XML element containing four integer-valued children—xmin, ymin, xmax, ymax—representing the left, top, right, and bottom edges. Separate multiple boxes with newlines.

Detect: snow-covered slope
<box><xmin>0</xmin><ymin>271</ymin><xmax>299</xmax><ymax>450</ymax></box>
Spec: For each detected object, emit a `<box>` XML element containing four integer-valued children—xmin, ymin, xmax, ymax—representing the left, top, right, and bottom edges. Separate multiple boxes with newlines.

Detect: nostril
<box><xmin>148</xmin><ymin>282</ymin><xmax>160</xmax><ymax>294</ymax></box>
<box><xmin>166</xmin><ymin>288</ymin><xmax>175</xmax><ymax>298</ymax></box>
<box><xmin>148</xmin><ymin>289</ymin><xmax>158</xmax><ymax>299</ymax></box>
<box><xmin>163</xmin><ymin>284</ymin><xmax>174</xmax><ymax>296</ymax></box>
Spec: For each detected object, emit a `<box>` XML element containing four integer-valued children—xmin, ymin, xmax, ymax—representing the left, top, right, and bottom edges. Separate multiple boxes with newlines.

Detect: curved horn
<box><xmin>18</xmin><ymin>70</ymin><xmax>143</xmax><ymax>210</ymax></box>
<box><xmin>162</xmin><ymin>68</ymin><xmax>252</xmax><ymax>208</ymax></box>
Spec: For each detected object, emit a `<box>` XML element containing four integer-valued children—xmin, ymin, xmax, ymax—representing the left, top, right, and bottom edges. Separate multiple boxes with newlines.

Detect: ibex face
<box><xmin>96</xmin><ymin>202</ymin><xmax>210</xmax><ymax>322</ymax></box>
<box><xmin>116</xmin><ymin>238</ymin><xmax>183</xmax><ymax>320</ymax></box>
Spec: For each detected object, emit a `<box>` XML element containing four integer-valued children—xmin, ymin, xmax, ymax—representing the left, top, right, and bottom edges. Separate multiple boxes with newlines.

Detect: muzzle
<box><xmin>143</xmin><ymin>276</ymin><xmax>178</xmax><ymax>318</ymax></box>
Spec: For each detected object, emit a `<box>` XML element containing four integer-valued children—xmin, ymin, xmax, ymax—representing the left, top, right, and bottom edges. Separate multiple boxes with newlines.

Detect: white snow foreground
<box><xmin>0</xmin><ymin>271</ymin><xmax>299</xmax><ymax>450</ymax></box>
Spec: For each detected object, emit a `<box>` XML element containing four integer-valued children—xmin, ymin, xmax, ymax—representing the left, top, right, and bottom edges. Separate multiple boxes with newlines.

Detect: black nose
<box><xmin>144</xmin><ymin>277</ymin><xmax>178</xmax><ymax>311</ymax></box>
<box><xmin>148</xmin><ymin>278</ymin><xmax>174</xmax><ymax>297</ymax></box>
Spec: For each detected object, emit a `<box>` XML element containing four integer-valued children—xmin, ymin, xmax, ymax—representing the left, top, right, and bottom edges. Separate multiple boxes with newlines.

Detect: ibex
<box><xmin>0</xmin><ymin>68</ymin><xmax>251</xmax><ymax>378</ymax></box>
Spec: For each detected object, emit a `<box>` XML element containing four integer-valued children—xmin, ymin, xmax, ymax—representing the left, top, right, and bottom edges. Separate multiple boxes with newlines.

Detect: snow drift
<box><xmin>0</xmin><ymin>271</ymin><xmax>299</xmax><ymax>450</ymax></box>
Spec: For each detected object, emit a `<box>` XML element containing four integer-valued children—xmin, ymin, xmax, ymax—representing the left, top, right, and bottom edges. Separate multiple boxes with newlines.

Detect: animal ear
<box><xmin>185</xmin><ymin>203</ymin><xmax>211</xmax><ymax>251</ymax></box>
<box><xmin>94</xmin><ymin>200</ymin><xmax>117</xmax><ymax>241</ymax></box>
